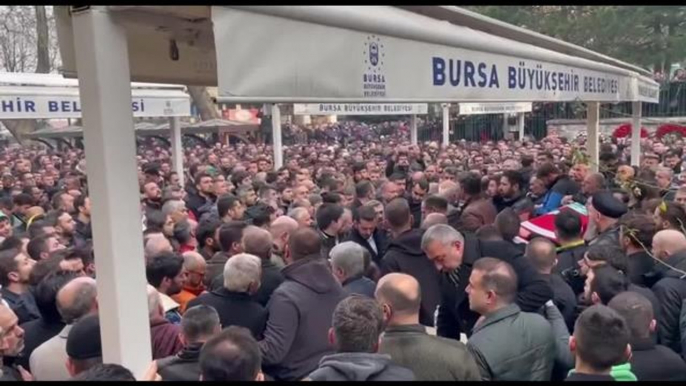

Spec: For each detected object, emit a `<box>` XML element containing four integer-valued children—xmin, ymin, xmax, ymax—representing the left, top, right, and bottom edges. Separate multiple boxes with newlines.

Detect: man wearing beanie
<box><xmin>66</xmin><ymin>314</ymin><xmax>102</xmax><ymax>377</ymax></box>
<box><xmin>587</xmin><ymin>191</ymin><xmax>627</xmax><ymax>248</ymax></box>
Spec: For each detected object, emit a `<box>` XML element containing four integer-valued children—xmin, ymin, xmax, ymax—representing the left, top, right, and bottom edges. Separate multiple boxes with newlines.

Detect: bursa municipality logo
<box><xmin>362</xmin><ymin>35</ymin><xmax>386</xmax><ymax>97</ymax></box>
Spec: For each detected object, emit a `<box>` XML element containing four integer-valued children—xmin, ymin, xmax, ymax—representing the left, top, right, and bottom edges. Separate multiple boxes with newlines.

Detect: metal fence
<box><xmin>416</xmin><ymin>81</ymin><xmax>686</xmax><ymax>142</ymax></box>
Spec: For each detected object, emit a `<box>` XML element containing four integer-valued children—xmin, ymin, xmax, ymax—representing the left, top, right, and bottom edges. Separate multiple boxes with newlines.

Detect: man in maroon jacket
<box><xmin>147</xmin><ymin>284</ymin><xmax>183</xmax><ymax>359</ymax></box>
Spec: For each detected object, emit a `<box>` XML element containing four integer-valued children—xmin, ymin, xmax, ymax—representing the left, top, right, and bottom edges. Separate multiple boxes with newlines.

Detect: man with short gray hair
<box><xmin>162</xmin><ymin>199</ymin><xmax>189</xmax><ymax>224</ymax></box>
<box><xmin>421</xmin><ymin>224</ymin><xmax>552</xmax><ymax>341</ymax></box>
<box><xmin>30</xmin><ymin>276</ymin><xmax>98</xmax><ymax>380</ymax></box>
<box><xmin>188</xmin><ymin>253</ymin><xmax>267</xmax><ymax>340</ymax></box>
<box><xmin>288</xmin><ymin>207</ymin><xmax>312</xmax><ymax>228</ymax></box>
<box><xmin>330</xmin><ymin>242</ymin><xmax>376</xmax><ymax>298</ymax></box>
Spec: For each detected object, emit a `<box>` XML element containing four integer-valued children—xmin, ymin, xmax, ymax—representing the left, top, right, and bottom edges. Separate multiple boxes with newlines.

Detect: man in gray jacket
<box><xmin>306</xmin><ymin>295</ymin><xmax>414</xmax><ymax>381</ymax></box>
<box><xmin>376</xmin><ymin>273</ymin><xmax>481</xmax><ymax>381</ymax></box>
<box><xmin>258</xmin><ymin>227</ymin><xmax>346</xmax><ymax>381</ymax></box>
<box><xmin>466</xmin><ymin>258</ymin><xmax>555</xmax><ymax>381</ymax></box>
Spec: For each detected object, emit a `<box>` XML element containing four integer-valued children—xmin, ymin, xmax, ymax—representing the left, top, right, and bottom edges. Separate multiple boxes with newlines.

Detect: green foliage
<box><xmin>465</xmin><ymin>6</ymin><xmax>686</xmax><ymax>73</ymax></box>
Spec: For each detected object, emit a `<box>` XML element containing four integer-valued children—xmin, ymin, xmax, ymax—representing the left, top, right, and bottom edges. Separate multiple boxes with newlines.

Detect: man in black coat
<box><xmin>608</xmin><ymin>292</ymin><xmax>686</xmax><ymax>381</ymax></box>
<box><xmin>345</xmin><ymin>205</ymin><xmax>388</xmax><ymax>266</ymax></box>
<box><xmin>492</xmin><ymin>170</ymin><xmax>528</xmax><ymax>214</ymax></box>
<box><xmin>240</xmin><ymin>226</ymin><xmax>284</xmax><ymax>307</ymax></box>
<box><xmin>158</xmin><ymin>305</ymin><xmax>221</xmax><ymax>381</ymax></box>
<box><xmin>421</xmin><ymin>224</ymin><xmax>553</xmax><ymax>340</ymax></box>
<box><xmin>526</xmin><ymin>237</ymin><xmax>577</xmax><ymax>332</ymax></box>
<box><xmin>185</xmin><ymin>172</ymin><xmax>216</xmax><ymax>220</ymax></box>
<box><xmin>380</xmin><ymin>198</ymin><xmax>441</xmax><ymax>327</ymax></box>
<box><xmin>650</xmin><ymin>230</ymin><xmax>686</xmax><ymax>355</ymax></box>
<box><xmin>187</xmin><ymin>253</ymin><xmax>267</xmax><ymax>340</ymax></box>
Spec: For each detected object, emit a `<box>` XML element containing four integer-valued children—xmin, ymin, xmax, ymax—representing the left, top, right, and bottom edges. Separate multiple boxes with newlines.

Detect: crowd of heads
<box><xmin>0</xmin><ymin>119</ymin><xmax>685</xmax><ymax>380</ymax></box>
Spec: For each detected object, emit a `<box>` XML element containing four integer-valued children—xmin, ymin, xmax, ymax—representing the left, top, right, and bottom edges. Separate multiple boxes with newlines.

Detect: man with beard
<box><xmin>492</xmin><ymin>170</ymin><xmax>528</xmax><ymax>213</ymax></box>
<box><xmin>217</xmin><ymin>194</ymin><xmax>245</xmax><ymax>223</ymax></box>
<box><xmin>48</xmin><ymin>210</ymin><xmax>76</xmax><ymax>249</ymax></box>
<box><xmin>146</xmin><ymin>252</ymin><xmax>186</xmax><ymax>325</ymax></box>
<box><xmin>346</xmin><ymin>205</ymin><xmax>388</xmax><ymax>266</ymax></box>
<box><xmin>617</xmin><ymin>213</ymin><xmax>656</xmax><ymax>288</ymax></box>
<box><xmin>195</xmin><ymin>219</ymin><xmax>222</xmax><ymax>261</ymax></box>
<box><xmin>185</xmin><ymin>172</ymin><xmax>216</xmax><ymax>220</ymax></box>
<box><xmin>142</xmin><ymin>181</ymin><xmax>163</xmax><ymax>219</ymax></box>
<box><xmin>420</xmin><ymin>224</ymin><xmax>552</xmax><ymax>340</ymax></box>
<box><xmin>316</xmin><ymin>203</ymin><xmax>345</xmax><ymax>260</ymax></box>
<box><xmin>0</xmin><ymin>302</ymin><xmax>27</xmax><ymax>381</ymax></box>
<box><xmin>409</xmin><ymin>178</ymin><xmax>429</xmax><ymax>228</ymax></box>
<box><xmin>72</xmin><ymin>195</ymin><xmax>92</xmax><ymax>249</ymax></box>
<box><xmin>587</xmin><ymin>191</ymin><xmax>627</xmax><ymax>248</ymax></box>
<box><xmin>0</xmin><ymin>249</ymin><xmax>39</xmax><ymax>324</ymax></box>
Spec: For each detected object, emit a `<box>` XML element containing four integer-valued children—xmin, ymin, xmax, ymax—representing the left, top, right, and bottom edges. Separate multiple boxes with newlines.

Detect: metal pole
<box><xmin>72</xmin><ymin>6</ymin><xmax>152</xmax><ymax>378</ymax></box>
<box><xmin>410</xmin><ymin>114</ymin><xmax>417</xmax><ymax>145</ymax></box>
<box><xmin>631</xmin><ymin>101</ymin><xmax>642</xmax><ymax>167</ymax></box>
<box><xmin>517</xmin><ymin>112</ymin><xmax>525</xmax><ymax>140</ymax></box>
<box><xmin>441</xmin><ymin>103</ymin><xmax>450</xmax><ymax>147</ymax></box>
<box><xmin>169</xmin><ymin>117</ymin><xmax>184</xmax><ymax>187</ymax></box>
<box><xmin>502</xmin><ymin>113</ymin><xmax>509</xmax><ymax>138</ymax></box>
<box><xmin>271</xmin><ymin>103</ymin><xmax>283</xmax><ymax>169</ymax></box>
<box><xmin>587</xmin><ymin>102</ymin><xmax>600</xmax><ymax>173</ymax></box>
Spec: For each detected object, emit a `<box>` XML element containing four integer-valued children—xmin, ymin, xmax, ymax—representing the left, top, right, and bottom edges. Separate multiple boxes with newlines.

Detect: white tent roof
<box><xmin>0</xmin><ymin>72</ymin><xmax>191</xmax><ymax>119</ymax></box>
<box><xmin>212</xmin><ymin>6</ymin><xmax>658</xmax><ymax>103</ymax></box>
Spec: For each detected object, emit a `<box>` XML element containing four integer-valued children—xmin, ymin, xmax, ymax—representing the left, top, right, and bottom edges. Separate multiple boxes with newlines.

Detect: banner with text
<box><xmin>0</xmin><ymin>93</ymin><xmax>191</xmax><ymax>119</ymax></box>
<box><xmin>459</xmin><ymin>102</ymin><xmax>532</xmax><ymax>115</ymax></box>
<box><xmin>213</xmin><ymin>7</ymin><xmax>659</xmax><ymax>104</ymax></box>
<box><xmin>293</xmin><ymin>103</ymin><xmax>428</xmax><ymax>115</ymax></box>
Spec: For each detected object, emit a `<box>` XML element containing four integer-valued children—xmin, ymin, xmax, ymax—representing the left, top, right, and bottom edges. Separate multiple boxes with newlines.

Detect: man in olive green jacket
<box><xmin>466</xmin><ymin>258</ymin><xmax>555</xmax><ymax>381</ymax></box>
<box><xmin>376</xmin><ymin>273</ymin><xmax>481</xmax><ymax>381</ymax></box>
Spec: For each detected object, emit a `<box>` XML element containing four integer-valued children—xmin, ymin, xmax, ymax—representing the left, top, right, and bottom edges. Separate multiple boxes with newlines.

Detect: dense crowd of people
<box><xmin>0</xmin><ymin>121</ymin><xmax>686</xmax><ymax>381</ymax></box>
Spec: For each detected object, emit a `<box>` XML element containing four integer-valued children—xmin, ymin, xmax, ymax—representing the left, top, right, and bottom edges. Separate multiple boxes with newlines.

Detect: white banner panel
<box><xmin>0</xmin><ymin>89</ymin><xmax>191</xmax><ymax>119</ymax></box>
<box><xmin>459</xmin><ymin>102</ymin><xmax>532</xmax><ymax>115</ymax></box>
<box><xmin>293</xmin><ymin>103</ymin><xmax>428</xmax><ymax>115</ymax></box>
<box><xmin>212</xmin><ymin>7</ymin><xmax>658</xmax><ymax>104</ymax></box>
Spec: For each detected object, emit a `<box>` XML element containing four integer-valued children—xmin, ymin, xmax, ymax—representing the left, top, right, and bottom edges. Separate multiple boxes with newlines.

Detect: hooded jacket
<box><xmin>651</xmin><ymin>250</ymin><xmax>686</xmax><ymax>354</ymax></box>
<box><xmin>307</xmin><ymin>352</ymin><xmax>415</xmax><ymax>381</ymax></box>
<box><xmin>150</xmin><ymin>316</ymin><xmax>184</xmax><ymax>360</ymax></box>
<box><xmin>259</xmin><ymin>256</ymin><xmax>346</xmax><ymax>381</ymax></box>
<box><xmin>380</xmin><ymin>228</ymin><xmax>441</xmax><ymax>327</ymax></box>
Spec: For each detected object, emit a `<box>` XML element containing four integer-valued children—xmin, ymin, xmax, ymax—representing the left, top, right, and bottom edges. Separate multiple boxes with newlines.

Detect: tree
<box><xmin>466</xmin><ymin>6</ymin><xmax>686</xmax><ymax>73</ymax></box>
<box><xmin>34</xmin><ymin>5</ymin><xmax>50</xmax><ymax>73</ymax></box>
<box><xmin>187</xmin><ymin>86</ymin><xmax>220</xmax><ymax>121</ymax></box>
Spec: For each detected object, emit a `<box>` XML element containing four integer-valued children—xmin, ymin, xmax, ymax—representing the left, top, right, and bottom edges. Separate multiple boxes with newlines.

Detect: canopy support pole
<box><xmin>517</xmin><ymin>112</ymin><xmax>525</xmax><ymax>140</ymax></box>
<box><xmin>441</xmin><ymin>103</ymin><xmax>450</xmax><ymax>147</ymax></box>
<box><xmin>271</xmin><ymin>103</ymin><xmax>283</xmax><ymax>169</ymax></box>
<box><xmin>502</xmin><ymin>113</ymin><xmax>509</xmax><ymax>138</ymax></box>
<box><xmin>410</xmin><ymin>114</ymin><xmax>417</xmax><ymax>145</ymax></box>
<box><xmin>631</xmin><ymin>101</ymin><xmax>642</xmax><ymax>167</ymax></box>
<box><xmin>72</xmin><ymin>7</ymin><xmax>152</xmax><ymax>378</ymax></box>
<box><xmin>586</xmin><ymin>102</ymin><xmax>600</xmax><ymax>173</ymax></box>
<box><xmin>170</xmin><ymin>117</ymin><xmax>184</xmax><ymax>187</ymax></box>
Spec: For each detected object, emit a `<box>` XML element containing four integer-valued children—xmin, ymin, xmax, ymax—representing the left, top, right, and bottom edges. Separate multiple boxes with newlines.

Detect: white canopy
<box><xmin>0</xmin><ymin>72</ymin><xmax>191</xmax><ymax>119</ymax></box>
<box><xmin>212</xmin><ymin>6</ymin><xmax>659</xmax><ymax>104</ymax></box>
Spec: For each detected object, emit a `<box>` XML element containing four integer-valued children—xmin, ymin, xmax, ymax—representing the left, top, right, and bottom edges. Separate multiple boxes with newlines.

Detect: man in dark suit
<box><xmin>346</xmin><ymin>204</ymin><xmax>388</xmax><ymax>266</ymax></box>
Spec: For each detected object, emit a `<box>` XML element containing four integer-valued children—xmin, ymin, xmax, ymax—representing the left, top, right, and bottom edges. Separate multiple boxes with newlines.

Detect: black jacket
<box><xmin>187</xmin><ymin>288</ymin><xmax>267</xmax><ymax>340</ymax></box>
<box><xmin>73</xmin><ymin>218</ymin><xmax>92</xmax><ymax>249</ymax></box>
<box><xmin>255</xmin><ymin>259</ymin><xmax>284</xmax><ymax>307</ymax></box>
<box><xmin>651</xmin><ymin>251</ymin><xmax>686</xmax><ymax>354</ymax></box>
<box><xmin>259</xmin><ymin>257</ymin><xmax>346</xmax><ymax>381</ymax></box>
<box><xmin>157</xmin><ymin>342</ymin><xmax>203</xmax><ymax>382</ymax></box>
<box><xmin>626</xmin><ymin>251</ymin><xmax>655</xmax><ymax>288</ymax></box>
<box><xmin>0</xmin><ymin>288</ymin><xmax>39</xmax><ymax>325</ymax></box>
<box><xmin>185</xmin><ymin>192</ymin><xmax>213</xmax><ymax>220</ymax></box>
<box><xmin>319</xmin><ymin>229</ymin><xmax>338</xmax><ymax>260</ymax></box>
<box><xmin>380</xmin><ymin>228</ymin><xmax>441</xmax><ymax>327</ymax></box>
<box><xmin>437</xmin><ymin>235</ymin><xmax>553</xmax><ymax>340</ymax></box>
<box><xmin>409</xmin><ymin>197</ymin><xmax>423</xmax><ymax>229</ymax></box>
<box><xmin>346</xmin><ymin>227</ymin><xmax>388</xmax><ymax>265</ymax></box>
<box><xmin>492</xmin><ymin>193</ymin><xmax>527</xmax><ymax>213</ymax></box>
<box><xmin>547</xmin><ymin>274</ymin><xmax>577</xmax><ymax>332</ymax></box>
<box><xmin>342</xmin><ymin>275</ymin><xmax>376</xmax><ymax>298</ymax></box>
<box><xmin>16</xmin><ymin>318</ymin><xmax>65</xmax><ymax>371</ymax></box>
<box><xmin>629</xmin><ymin>336</ymin><xmax>686</xmax><ymax>381</ymax></box>
<box><xmin>555</xmin><ymin>242</ymin><xmax>587</xmax><ymax>295</ymax></box>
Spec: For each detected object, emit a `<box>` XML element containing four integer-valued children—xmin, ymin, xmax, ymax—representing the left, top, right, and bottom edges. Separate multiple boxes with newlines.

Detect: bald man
<box><xmin>651</xmin><ymin>230</ymin><xmax>686</xmax><ymax>354</ymax></box>
<box><xmin>172</xmin><ymin>251</ymin><xmax>207</xmax><ymax>314</ymax></box>
<box><xmin>269</xmin><ymin>216</ymin><xmax>298</xmax><ymax>268</ymax></box>
<box><xmin>240</xmin><ymin>225</ymin><xmax>283</xmax><ymax>306</ymax></box>
<box><xmin>376</xmin><ymin>273</ymin><xmax>480</xmax><ymax>381</ymax></box>
<box><xmin>144</xmin><ymin>233</ymin><xmax>173</xmax><ymax>259</ymax></box>
<box><xmin>421</xmin><ymin>213</ymin><xmax>448</xmax><ymax>230</ymax></box>
<box><xmin>30</xmin><ymin>277</ymin><xmax>98</xmax><ymax>380</ymax></box>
